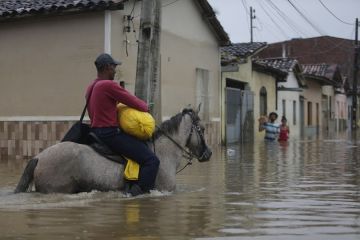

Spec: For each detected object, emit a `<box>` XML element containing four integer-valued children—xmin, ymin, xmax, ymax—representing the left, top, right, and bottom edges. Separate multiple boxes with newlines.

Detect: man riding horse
<box><xmin>86</xmin><ymin>53</ymin><xmax>159</xmax><ymax>196</ymax></box>
<box><xmin>14</xmin><ymin>54</ymin><xmax>212</xmax><ymax>195</ymax></box>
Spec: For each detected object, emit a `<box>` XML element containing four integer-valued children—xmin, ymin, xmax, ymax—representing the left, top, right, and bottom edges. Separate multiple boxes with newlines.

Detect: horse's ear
<box><xmin>195</xmin><ymin>103</ymin><xmax>202</xmax><ymax>115</ymax></box>
<box><xmin>182</xmin><ymin>104</ymin><xmax>192</xmax><ymax>115</ymax></box>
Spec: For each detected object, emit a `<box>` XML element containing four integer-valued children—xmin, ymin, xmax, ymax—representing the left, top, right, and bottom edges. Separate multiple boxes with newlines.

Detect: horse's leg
<box><xmin>14</xmin><ymin>158</ymin><xmax>38</xmax><ymax>193</ymax></box>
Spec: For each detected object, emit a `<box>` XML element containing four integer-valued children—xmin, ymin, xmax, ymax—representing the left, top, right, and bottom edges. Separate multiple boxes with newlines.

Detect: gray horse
<box><xmin>14</xmin><ymin>108</ymin><xmax>212</xmax><ymax>194</ymax></box>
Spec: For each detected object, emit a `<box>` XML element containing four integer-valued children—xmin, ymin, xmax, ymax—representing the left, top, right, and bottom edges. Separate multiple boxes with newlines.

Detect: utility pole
<box><xmin>250</xmin><ymin>7</ymin><xmax>256</xmax><ymax>43</ymax></box>
<box><xmin>135</xmin><ymin>0</ymin><xmax>162</xmax><ymax>122</ymax></box>
<box><xmin>149</xmin><ymin>0</ymin><xmax>162</xmax><ymax>123</ymax></box>
<box><xmin>352</xmin><ymin>18</ymin><xmax>359</xmax><ymax>130</ymax></box>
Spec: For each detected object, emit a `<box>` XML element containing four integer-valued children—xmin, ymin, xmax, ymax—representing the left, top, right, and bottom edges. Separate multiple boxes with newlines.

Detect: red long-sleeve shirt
<box><xmin>86</xmin><ymin>79</ymin><xmax>148</xmax><ymax>128</ymax></box>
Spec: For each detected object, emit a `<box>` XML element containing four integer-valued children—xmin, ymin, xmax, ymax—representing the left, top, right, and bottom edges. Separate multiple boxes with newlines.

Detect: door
<box><xmin>226</xmin><ymin>87</ymin><xmax>241</xmax><ymax>144</ymax></box>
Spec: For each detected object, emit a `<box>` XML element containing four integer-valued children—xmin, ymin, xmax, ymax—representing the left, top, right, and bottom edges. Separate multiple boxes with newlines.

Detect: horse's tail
<box><xmin>14</xmin><ymin>158</ymin><xmax>38</xmax><ymax>193</ymax></box>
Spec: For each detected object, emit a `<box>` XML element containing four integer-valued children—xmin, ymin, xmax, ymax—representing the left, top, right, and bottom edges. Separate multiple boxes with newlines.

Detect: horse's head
<box><xmin>181</xmin><ymin>107</ymin><xmax>212</xmax><ymax>162</ymax></box>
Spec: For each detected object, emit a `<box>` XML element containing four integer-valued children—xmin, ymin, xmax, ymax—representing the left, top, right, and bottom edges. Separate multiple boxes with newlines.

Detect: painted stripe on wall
<box><xmin>0</xmin><ymin>116</ymin><xmax>90</xmax><ymax>122</ymax></box>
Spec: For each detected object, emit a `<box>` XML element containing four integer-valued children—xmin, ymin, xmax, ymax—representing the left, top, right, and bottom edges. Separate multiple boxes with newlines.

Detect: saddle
<box><xmin>88</xmin><ymin>132</ymin><xmax>126</xmax><ymax>164</ymax></box>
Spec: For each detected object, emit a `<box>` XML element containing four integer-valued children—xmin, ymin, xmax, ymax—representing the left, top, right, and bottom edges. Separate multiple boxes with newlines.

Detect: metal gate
<box><xmin>226</xmin><ymin>88</ymin><xmax>254</xmax><ymax>144</ymax></box>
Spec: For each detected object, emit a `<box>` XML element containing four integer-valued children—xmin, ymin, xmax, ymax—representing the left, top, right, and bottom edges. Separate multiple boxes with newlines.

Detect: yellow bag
<box><xmin>124</xmin><ymin>158</ymin><xmax>140</xmax><ymax>181</ymax></box>
<box><xmin>117</xmin><ymin>104</ymin><xmax>155</xmax><ymax>140</ymax></box>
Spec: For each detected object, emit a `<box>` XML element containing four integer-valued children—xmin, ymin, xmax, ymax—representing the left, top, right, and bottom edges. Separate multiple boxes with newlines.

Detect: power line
<box><xmin>162</xmin><ymin>0</ymin><xmax>181</xmax><ymax>8</ymax></box>
<box><xmin>133</xmin><ymin>0</ymin><xmax>181</xmax><ymax>18</ymax></box>
<box><xmin>318</xmin><ymin>0</ymin><xmax>353</xmax><ymax>25</ymax></box>
<box><xmin>263</xmin><ymin>0</ymin><xmax>309</xmax><ymax>38</ymax></box>
<box><xmin>257</xmin><ymin>0</ymin><xmax>289</xmax><ymax>39</ymax></box>
<box><xmin>286</xmin><ymin>0</ymin><xmax>325</xmax><ymax>36</ymax></box>
<box><xmin>241</xmin><ymin>0</ymin><xmax>251</xmax><ymax>35</ymax></box>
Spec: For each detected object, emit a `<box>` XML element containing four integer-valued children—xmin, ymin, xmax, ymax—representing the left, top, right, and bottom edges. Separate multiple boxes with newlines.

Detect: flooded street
<box><xmin>0</xmin><ymin>135</ymin><xmax>360</xmax><ymax>239</ymax></box>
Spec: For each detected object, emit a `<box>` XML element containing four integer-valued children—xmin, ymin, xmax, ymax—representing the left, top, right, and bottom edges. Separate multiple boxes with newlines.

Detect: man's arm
<box><xmin>258</xmin><ymin>117</ymin><xmax>266</xmax><ymax>132</ymax></box>
<box><xmin>110</xmin><ymin>81</ymin><xmax>149</xmax><ymax>112</ymax></box>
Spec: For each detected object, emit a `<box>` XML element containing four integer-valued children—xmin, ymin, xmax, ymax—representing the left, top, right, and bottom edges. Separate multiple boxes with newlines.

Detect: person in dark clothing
<box><xmin>86</xmin><ymin>53</ymin><xmax>159</xmax><ymax>196</ymax></box>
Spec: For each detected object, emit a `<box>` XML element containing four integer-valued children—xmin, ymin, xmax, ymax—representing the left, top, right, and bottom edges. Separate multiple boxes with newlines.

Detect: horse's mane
<box><xmin>152</xmin><ymin>108</ymin><xmax>198</xmax><ymax>140</ymax></box>
<box><xmin>153</xmin><ymin>112</ymin><xmax>183</xmax><ymax>140</ymax></box>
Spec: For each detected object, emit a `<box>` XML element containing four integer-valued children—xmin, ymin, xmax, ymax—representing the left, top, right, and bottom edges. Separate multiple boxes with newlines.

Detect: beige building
<box><xmin>220</xmin><ymin>42</ymin><xmax>280</xmax><ymax>143</ymax></box>
<box><xmin>0</xmin><ymin>0</ymin><xmax>230</xmax><ymax>159</ymax></box>
<box><xmin>302</xmin><ymin>64</ymin><xmax>346</xmax><ymax>136</ymax></box>
<box><xmin>253</xmin><ymin>58</ymin><xmax>306</xmax><ymax>139</ymax></box>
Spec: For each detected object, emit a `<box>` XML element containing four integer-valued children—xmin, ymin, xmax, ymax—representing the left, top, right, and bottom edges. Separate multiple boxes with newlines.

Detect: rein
<box><xmin>153</xmin><ymin>112</ymin><xmax>204</xmax><ymax>174</ymax></box>
<box><xmin>154</xmin><ymin>125</ymin><xmax>194</xmax><ymax>174</ymax></box>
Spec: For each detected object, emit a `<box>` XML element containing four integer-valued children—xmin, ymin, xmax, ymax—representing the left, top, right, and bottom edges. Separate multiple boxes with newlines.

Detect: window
<box><xmin>293</xmin><ymin>101</ymin><xmax>296</xmax><ymax>125</ymax></box>
<box><xmin>196</xmin><ymin>68</ymin><xmax>210</xmax><ymax>121</ymax></box>
<box><xmin>307</xmin><ymin>102</ymin><xmax>312</xmax><ymax>125</ymax></box>
<box><xmin>260</xmin><ymin>87</ymin><xmax>267</xmax><ymax>116</ymax></box>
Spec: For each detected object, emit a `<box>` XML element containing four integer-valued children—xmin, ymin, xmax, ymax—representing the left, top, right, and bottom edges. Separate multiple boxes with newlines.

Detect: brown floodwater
<box><xmin>0</xmin><ymin>135</ymin><xmax>360</xmax><ymax>239</ymax></box>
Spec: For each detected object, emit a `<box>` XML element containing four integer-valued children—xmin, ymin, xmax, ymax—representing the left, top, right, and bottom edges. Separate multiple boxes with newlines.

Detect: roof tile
<box><xmin>221</xmin><ymin>42</ymin><xmax>267</xmax><ymax>64</ymax></box>
<box><xmin>254</xmin><ymin>58</ymin><xmax>298</xmax><ymax>74</ymax></box>
<box><xmin>0</xmin><ymin>0</ymin><xmax>124</xmax><ymax>19</ymax></box>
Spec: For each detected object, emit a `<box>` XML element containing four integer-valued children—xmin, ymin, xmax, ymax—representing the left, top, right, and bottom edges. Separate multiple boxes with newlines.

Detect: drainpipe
<box><xmin>104</xmin><ymin>11</ymin><xmax>112</xmax><ymax>54</ymax></box>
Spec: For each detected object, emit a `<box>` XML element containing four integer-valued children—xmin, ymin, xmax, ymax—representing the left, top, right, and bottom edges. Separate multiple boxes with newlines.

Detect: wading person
<box><xmin>86</xmin><ymin>53</ymin><xmax>159</xmax><ymax>196</ymax></box>
<box><xmin>258</xmin><ymin>112</ymin><xmax>280</xmax><ymax>141</ymax></box>
<box><xmin>278</xmin><ymin>116</ymin><xmax>290</xmax><ymax>141</ymax></box>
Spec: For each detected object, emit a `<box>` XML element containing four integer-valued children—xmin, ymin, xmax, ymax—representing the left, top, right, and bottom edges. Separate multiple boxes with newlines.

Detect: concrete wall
<box><xmin>277</xmin><ymin>72</ymin><xmax>302</xmax><ymax>139</ymax></box>
<box><xmin>335</xmin><ymin>93</ymin><xmax>348</xmax><ymax>131</ymax></box>
<box><xmin>221</xmin><ymin>58</ymin><xmax>278</xmax><ymax>142</ymax></box>
<box><xmin>0</xmin><ymin>12</ymin><xmax>104</xmax><ymax>117</ymax></box>
<box><xmin>0</xmin><ymin>0</ymin><xmax>223</xmax><ymax>159</ymax></box>
<box><xmin>252</xmin><ymin>71</ymin><xmax>277</xmax><ymax>141</ymax></box>
<box><xmin>303</xmin><ymin>80</ymin><xmax>323</xmax><ymax>136</ymax></box>
<box><xmin>111</xmin><ymin>0</ymin><xmax>221</xmax><ymax>128</ymax></box>
<box><xmin>221</xmin><ymin>59</ymin><xmax>252</xmax><ymax>143</ymax></box>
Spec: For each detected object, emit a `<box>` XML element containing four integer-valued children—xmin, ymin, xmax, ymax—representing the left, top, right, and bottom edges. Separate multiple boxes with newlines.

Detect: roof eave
<box><xmin>303</xmin><ymin>74</ymin><xmax>338</xmax><ymax>86</ymax></box>
<box><xmin>253</xmin><ymin>62</ymin><xmax>288</xmax><ymax>81</ymax></box>
<box><xmin>194</xmin><ymin>0</ymin><xmax>231</xmax><ymax>46</ymax></box>
<box><xmin>0</xmin><ymin>2</ymin><xmax>125</xmax><ymax>22</ymax></box>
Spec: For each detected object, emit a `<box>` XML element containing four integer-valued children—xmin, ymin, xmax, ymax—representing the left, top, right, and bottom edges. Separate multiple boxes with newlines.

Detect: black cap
<box><xmin>95</xmin><ymin>53</ymin><xmax>121</xmax><ymax>67</ymax></box>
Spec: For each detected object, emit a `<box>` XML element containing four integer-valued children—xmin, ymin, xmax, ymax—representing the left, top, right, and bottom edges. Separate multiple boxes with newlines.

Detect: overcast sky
<box><xmin>207</xmin><ymin>0</ymin><xmax>360</xmax><ymax>44</ymax></box>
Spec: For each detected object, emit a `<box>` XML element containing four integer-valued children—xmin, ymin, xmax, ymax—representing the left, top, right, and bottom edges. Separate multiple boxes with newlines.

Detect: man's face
<box><xmin>269</xmin><ymin>114</ymin><xmax>277</xmax><ymax>122</ymax></box>
<box><xmin>106</xmin><ymin>64</ymin><xmax>117</xmax><ymax>80</ymax></box>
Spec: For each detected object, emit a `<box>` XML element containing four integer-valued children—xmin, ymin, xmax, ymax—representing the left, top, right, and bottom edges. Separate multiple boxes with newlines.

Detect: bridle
<box><xmin>154</xmin><ymin>111</ymin><xmax>208</xmax><ymax>174</ymax></box>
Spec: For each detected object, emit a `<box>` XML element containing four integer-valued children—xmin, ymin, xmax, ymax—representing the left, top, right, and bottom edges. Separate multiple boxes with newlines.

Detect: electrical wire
<box><xmin>263</xmin><ymin>0</ymin><xmax>309</xmax><ymax>38</ymax></box>
<box><xmin>241</xmin><ymin>0</ymin><xmax>251</xmax><ymax>36</ymax></box>
<box><xmin>129</xmin><ymin>0</ymin><xmax>137</xmax><ymax>16</ymax></box>
<box><xmin>257</xmin><ymin>0</ymin><xmax>290</xmax><ymax>39</ymax></box>
<box><xmin>162</xmin><ymin>0</ymin><xmax>181</xmax><ymax>8</ymax></box>
<box><xmin>318</xmin><ymin>0</ymin><xmax>353</xmax><ymax>25</ymax></box>
<box><xmin>291</xmin><ymin>0</ymin><xmax>357</xmax><ymax>52</ymax></box>
<box><xmin>286</xmin><ymin>0</ymin><xmax>325</xmax><ymax>35</ymax></box>
<box><xmin>132</xmin><ymin>0</ymin><xmax>181</xmax><ymax>19</ymax></box>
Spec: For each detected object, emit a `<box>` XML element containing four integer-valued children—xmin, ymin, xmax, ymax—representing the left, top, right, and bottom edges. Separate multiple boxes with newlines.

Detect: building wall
<box><xmin>0</xmin><ymin>12</ymin><xmax>104</xmax><ymax>117</ymax></box>
<box><xmin>0</xmin><ymin>0</ymin><xmax>222</xmax><ymax>159</ymax></box>
<box><xmin>0</xmin><ymin>12</ymin><xmax>110</xmax><ymax>159</ymax></box>
<box><xmin>221</xmin><ymin>59</ymin><xmax>253</xmax><ymax>143</ymax></box>
<box><xmin>162</xmin><ymin>0</ymin><xmax>221</xmax><ymax>145</ymax></box>
<box><xmin>303</xmin><ymin>80</ymin><xmax>323</xmax><ymax>136</ymax></box>
<box><xmin>111</xmin><ymin>0</ymin><xmax>220</xmax><ymax>120</ymax></box>
<box><xmin>161</xmin><ymin>0</ymin><xmax>221</xmax><ymax>120</ymax></box>
<box><xmin>277</xmin><ymin>72</ymin><xmax>302</xmax><ymax>138</ymax></box>
<box><xmin>252</xmin><ymin>71</ymin><xmax>277</xmax><ymax>140</ymax></box>
<box><xmin>277</xmin><ymin>90</ymin><xmax>302</xmax><ymax>138</ymax></box>
<box><xmin>335</xmin><ymin>93</ymin><xmax>348</xmax><ymax>130</ymax></box>
<box><xmin>221</xmin><ymin>59</ymin><xmax>278</xmax><ymax>142</ymax></box>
